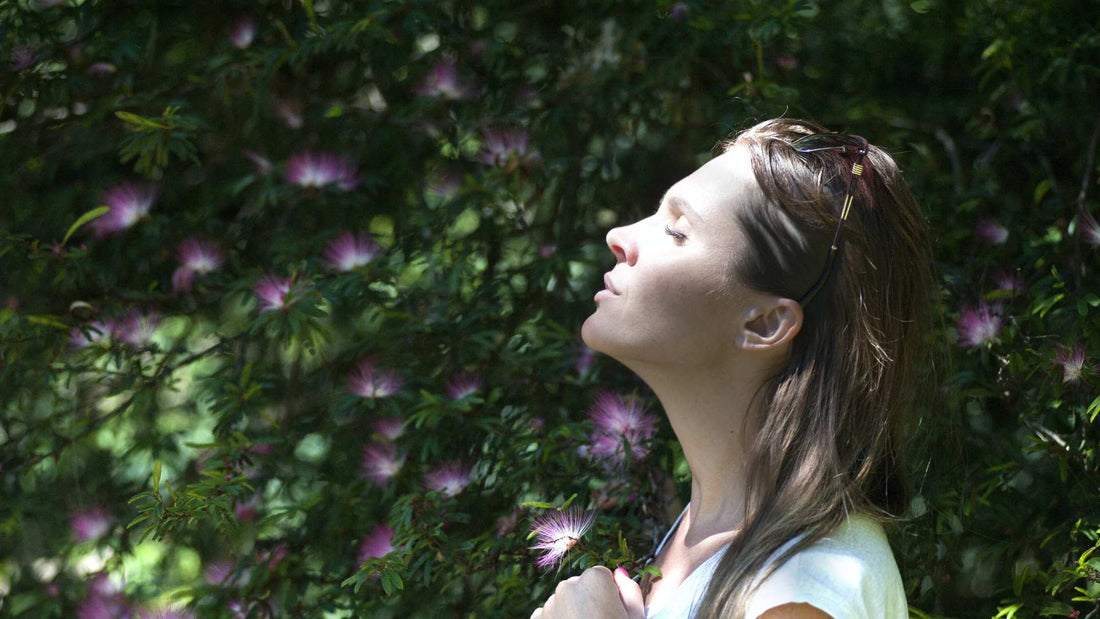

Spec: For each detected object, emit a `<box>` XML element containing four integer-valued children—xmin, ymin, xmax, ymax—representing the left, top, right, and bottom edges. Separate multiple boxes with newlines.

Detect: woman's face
<box><xmin>581</xmin><ymin>146</ymin><xmax>765</xmax><ymax>369</ymax></box>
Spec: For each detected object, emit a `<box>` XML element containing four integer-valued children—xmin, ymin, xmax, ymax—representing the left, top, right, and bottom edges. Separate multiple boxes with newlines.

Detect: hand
<box><xmin>530</xmin><ymin>566</ymin><xmax>645</xmax><ymax>619</ymax></box>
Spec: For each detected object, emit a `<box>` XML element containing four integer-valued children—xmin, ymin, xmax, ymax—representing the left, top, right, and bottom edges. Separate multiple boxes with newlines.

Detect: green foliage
<box><xmin>2</xmin><ymin>0</ymin><xmax>1099</xmax><ymax>617</ymax></box>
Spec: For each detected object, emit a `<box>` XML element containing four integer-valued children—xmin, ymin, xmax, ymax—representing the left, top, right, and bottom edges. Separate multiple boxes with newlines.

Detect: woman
<box><xmin>532</xmin><ymin>118</ymin><xmax>935</xmax><ymax>618</ymax></box>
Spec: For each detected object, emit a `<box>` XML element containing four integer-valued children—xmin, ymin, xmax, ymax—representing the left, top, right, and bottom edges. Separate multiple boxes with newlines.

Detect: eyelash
<box><xmin>664</xmin><ymin>225</ymin><xmax>688</xmax><ymax>244</ymax></box>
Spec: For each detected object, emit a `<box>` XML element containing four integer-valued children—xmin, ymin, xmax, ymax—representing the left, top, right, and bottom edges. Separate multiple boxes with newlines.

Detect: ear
<box><xmin>739</xmin><ymin>298</ymin><xmax>803</xmax><ymax>351</ymax></box>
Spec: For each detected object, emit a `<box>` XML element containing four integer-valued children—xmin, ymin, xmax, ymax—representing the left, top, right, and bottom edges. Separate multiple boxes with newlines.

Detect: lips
<box><xmin>603</xmin><ymin>274</ymin><xmax>619</xmax><ymax>295</ymax></box>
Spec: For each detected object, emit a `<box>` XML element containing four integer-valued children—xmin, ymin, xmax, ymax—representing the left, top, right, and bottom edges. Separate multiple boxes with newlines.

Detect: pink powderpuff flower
<box><xmin>529</xmin><ymin>508</ymin><xmax>596</xmax><ymax>569</ymax></box>
<box><xmin>1052</xmin><ymin>344</ymin><xmax>1092</xmax><ymax>384</ymax></box>
<box><xmin>416</xmin><ymin>57</ymin><xmax>476</xmax><ymax>100</ymax></box>
<box><xmin>230</xmin><ymin>16</ymin><xmax>257</xmax><ymax>49</ymax></box>
<box><xmin>1079</xmin><ymin>211</ymin><xmax>1100</xmax><ymax>246</ymax></box>
<box><xmin>423</xmin><ymin>462</ymin><xmax>471</xmax><ymax>497</ymax></box>
<box><xmin>285</xmin><ymin>150</ymin><xmax>359</xmax><ymax>191</ymax></box>
<box><xmin>69</xmin><ymin>320</ymin><xmax>114</xmax><ymax>348</ymax></box>
<box><xmin>446</xmin><ymin>372</ymin><xmax>482</xmax><ymax>399</ymax></box>
<box><xmin>70</xmin><ymin>506</ymin><xmax>111</xmax><ymax>542</ymax></box>
<box><xmin>992</xmin><ymin>269</ymin><xmax>1024</xmax><ymax>296</ymax></box>
<box><xmin>172</xmin><ymin>237</ymin><xmax>224</xmax><ymax>293</ymax></box>
<box><xmin>12</xmin><ymin>46</ymin><xmax>35</xmax><ymax>71</ymax></box>
<box><xmin>974</xmin><ymin>218</ymin><xmax>1009</xmax><ymax>245</ymax></box>
<box><xmin>349</xmin><ymin>359</ymin><xmax>404</xmax><ymax>399</ymax></box>
<box><xmin>587</xmin><ymin>392</ymin><xmax>656</xmax><ymax>464</ymax></box>
<box><xmin>358</xmin><ymin>524</ymin><xmax>395</xmax><ymax>563</ymax></box>
<box><xmin>85</xmin><ymin>62</ymin><xmax>117</xmax><ymax>77</ymax></box>
<box><xmin>360</xmin><ymin>442</ymin><xmax>405</xmax><ymax>485</ymax></box>
<box><xmin>90</xmin><ymin>182</ymin><xmax>156</xmax><ymax>237</ymax></box>
<box><xmin>77</xmin><ymin>574</ymin><xmax>130</xmax><ymax>619</ymax></box>
<box><xmin>324</xmin><ymin>232</ymin><xmax>379</xmax><ymax>272</ymax></box>
<box><xmin>117</xmin><ymin>309</ymin><xmax>160</xmax><ymax>346</ymax></box>
<box><xmin>252</xmin><ymin>275</ymin><xmax>295</xmax><ymax>312</ymax></box>
<box><xmin>956</xmin><ymin>302</ymin><xmax>1003</xmax><ymax>348</ymax></box>
<box><xmin>372</xmin><ymin>416</ymin><xmax>405</xmax><ymax>440</ymax></box>
<box><xmin>478</xmin><ymin>128</ymin><xmax>541</xmax><ymax>170</ymax></box>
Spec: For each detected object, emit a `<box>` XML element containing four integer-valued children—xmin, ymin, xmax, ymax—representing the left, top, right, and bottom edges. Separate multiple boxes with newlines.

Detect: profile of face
<box><xmin>581</xmin><ymin>145</ymin><xmax>784</xmax><ymax>372</ymax></box>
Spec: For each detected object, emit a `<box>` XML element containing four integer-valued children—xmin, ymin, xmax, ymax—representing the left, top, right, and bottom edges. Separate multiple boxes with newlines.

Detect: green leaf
<box><xmin>1087</xmin><ymin>395</ymin><xmax>1100</xmax><ymax>423</ymax></box>
<box><xmin>62</xmin><ymin>206</ymin><xmax>110</xmax><ymax>245</ymax></box>
<box><xmin>153</xmin><ymin>460</ymin><xmax>162</xmax><ymax>493</ymax></box>
<box><xmin>1033</xmin><ymin>178</ymin><xmax>1052</xmax><ymax>204</ymax></box>
<box><xmin>520</xmin><ymin>501</ymin><xmax>556</xmax><ymax>509</ymax></box>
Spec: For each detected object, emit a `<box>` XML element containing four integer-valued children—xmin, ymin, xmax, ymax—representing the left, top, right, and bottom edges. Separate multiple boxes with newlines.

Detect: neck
<box><xmin>630</xmin><ymin>355</ymin><xmax>767</xmax><ymax>542</ymax></box>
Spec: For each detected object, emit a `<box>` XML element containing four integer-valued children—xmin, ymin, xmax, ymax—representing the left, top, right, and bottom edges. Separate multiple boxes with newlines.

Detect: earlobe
<box><xmin>739</xmin><ymin>300</ymin><xmax>803</xmax><ymax>350</ymax></box>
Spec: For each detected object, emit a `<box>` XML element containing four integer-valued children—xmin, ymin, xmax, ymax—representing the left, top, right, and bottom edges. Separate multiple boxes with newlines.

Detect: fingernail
<box><xmin>615</xmin><ymin>566</ymin><xmax>629</xmax><ymax>578</ymax></box>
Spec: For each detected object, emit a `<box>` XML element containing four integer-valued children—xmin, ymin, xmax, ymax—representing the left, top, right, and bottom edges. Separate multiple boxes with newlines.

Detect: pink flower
<box><xmin>587</xmin><ymin>392</ymin><xmax>656</xmax><ymax>464</ymax></box>
<box><xmin>117</xmin><ymin>309</ymin><xmax>160</xmax><ymax>346</ymax></box>
<box><xmin>956</xmin><ymin>302</ymin><xmax>1004</xmax><ymax>348</ymax></box>
<box><xmin>445</xmin><ymin>372</ymin><xmax>482</xmax><ymax>399</ymax></box>
<box><xmin>539</xmin><ymin>244</ymin><xmax>556</xmax><ymax>259</ymax></box>
<box><xmin>348</xmin><ymin>359</ymin><xmax>404</xmax><ymax>398</ymax></box>
<box><xmin>90</xmin><ymin>182</ymin><xmax>156</xmax><ymax>237</ymax></box>
<box><xmin>974</xmin><ymin>218</ymin><xmax>1009</xmax><ymax>245</ymax></box>
<box><xmin>575</xmin><ymin>345</ymin><xmax>596</xmax><ymax>376</ymax></box>
<box><xmin>77</xmin><ymin>574</ymin><xmax>129</xmax><ymax>619</ymax></box>
<box><xmin>172</xmin><ymin>237</ymin><xmax>224</xmax><ymax>293</ymax></box>
<box><xmin>358</xmin><ymin>524</ymin><xmax>395</xmax><ymax>562</ymax></box>
<box><xmin>285</xmin><ymin>150</ymin><xmax>358</xmax><ymax>191</ymax></box>
<box><xmin>992</xmin><ymin>269</ymin><xmax>1024</xmax><ymax>296</ymax></box>
<box><xmin>775</xmin><ymin>55</ymin><xmax>799</xmax><ymax>71</ymax></box>
<box><xmin>12</xmin><ymin>46</ymin><xmax>35</xmax><ymax>72</ymax></box>
<box><xmin>423</xmin><ymin>462</ymin><xmax>471</xmax><ymax>497</ymax></box>
<box><xmin>324</xmin><ymin>232</ymin><xmax>379</xmax><ymax>272</ymax></box>
<box><xmin>1052</xmin><ymin>344</ymin><xmax>1092</xmax><ymax>384</ymax></box>
<box><xmin>372</xmin><ymin>416</ymin><xmax>405</xmax><ymax>440</ymax></box>
<box><xmin>204</xmin><ymin>559</ymin><xmax>239</xmax><ymax>586</ymax></box>
<box><xmin>1080</xmin><ymin>211</ymin><xmax>1100</xmax><ymax>246</ymax></box>
<box><xmin>416</xmin><ymin>57</ymin><xmax>476</xmax><ymax>100</ymax></box>
<box><xmin>478</xmin><ymin>128</ymin><xmax>541</xmax><ymax>170</ymax></box>
<box><xmin>360</xmin><ymin>442</ymin><xmax>405</xmax><ymax>485</ymax></box>
<box><xmin>230</xmin><ymin>16</ymin><xmax>257</xmax><ymax>49</ymax></box>
<box><xmin>258</xmin><ymin>544</ymin><xmax>288</xmax><ymax>571</ymax></box>
<box><xmin>85</xmin><ymin>62</ymin><xmax>117</xmax><ymax>77</ymax></box>
<box><xmin>70</xmin><ymin>506</ymin><xmax>111</xmax><ymax>542</ymax></box>
<box><xmin>529</xmin><ymin>508</ymin><xmax>596</xmax><ymax>569</ymax></box>
<box><xmin>69</xmin><ymin>320</ymin><xmax>114</xmax><ymax>348</ymax></box>
<box><xmin>252</xmin><ymin>275</ymin><xmax>295</xmax><ymax>312</ymax></box>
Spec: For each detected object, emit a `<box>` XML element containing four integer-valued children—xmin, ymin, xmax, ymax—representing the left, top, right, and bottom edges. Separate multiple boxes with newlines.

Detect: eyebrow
<box><xmin>657</xmin><ymin>192</ymin><xmax>703</xmax><ymax>223</ymax></box>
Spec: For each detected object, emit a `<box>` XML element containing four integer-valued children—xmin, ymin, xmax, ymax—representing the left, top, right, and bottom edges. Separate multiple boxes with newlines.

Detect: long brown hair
<box><xmin>695</xmin><ymin>118</ymin><xmax>937</xmax><ymax>616</ymax></box>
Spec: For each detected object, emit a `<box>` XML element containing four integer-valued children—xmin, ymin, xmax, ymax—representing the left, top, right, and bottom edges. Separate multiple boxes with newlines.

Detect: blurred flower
<box><xmin>348</xmin><ymin>359</ymin><xmax>404</xmax><ymax>398</ymax></box>
<box><xmin>478</xmin><ymin>128</ymin><xmax>540</xmax><ymax>170</ymax></box>
<box><xmin>285</xmin><ymin>150</ymin><xmax>359</xmax><ymax>191</ymax></box>
<box><xmin>274</xmin><ymin>97</ymin><xmax>303</xmax><ymax>128</ymax></box>
<box><xmin>77</xmin><ymin>574</ymin><xmax>129</xmax><ymax>619</ymax></box>
<box><xmin>230</xmin><ymin>16</ymin><xmax>256</xmax><ymax>49</ymax></box>
<box><xmin>372</xmin><ymin>416</ymin><xmax>405</xmax><ymax>440</ymax></box>
<box><xmin>70</xmin><ymin>507</ymin><xmax>111</xmax><ymax>542</ymax></box>
<box><xmin>1079</xmin><ymin>211</ymin><xmax>1100</xmax><ymax>246</ymax></box>
<box><xmin>587</xmin><ymin>392</ymin><xmax>656</xmax><ymax>464</ymax></box>
<box><xmin>172</xmin><ymin>237</ymin><xmax>224</xmax><ymax>293</ymax></box>
<box><xmin>324</xmin><ymin>232</ymin><xmax>379</xmax><ymax>272</ymax></box>
<box><xmin>252</xmin><ymin>275</ymin><xmax>296</xmax><ymax>312</ymax></box>
<box><xmin>529</xmin><ymin>508</ymin><xmax>596</xmax><ymax>569</ymax></box>
<box><xmin>258</xmin><ymin>543</ymin><xmax>288</xmax><ymax>570</ymax></box>
<box><xmin>85</xmin><ymin>62</ymin><xmax>117</xmax><ymax>77</ymax></box>
<box><xmin>575</xmin><ymin>345</ymin><xmax>596</xmax><ymax>376</ymax></box>
<box><xmin>243</xmin><ymin>148</ymin><xmax>273</xmax><ymax>174</ymax></box>
<box><xmin>358</xmin><ymin>524</ymin><xmax>395</xmax><ymax>562</ymax></box>
<box><xmin>446</xmin><ymin>372</ymin><xmax>482</xmax><ymax>399</ymax></box>
<box><xmin>140</xmin><ymin>607</ymin><xmax>196</xmax><ymax>619</ymax></box>
<box><xmin>496</xmin><ymin>509</ymin><xmax>520</xmax><ymax>538</ymax></box>
<box><xmin>669</xmin><ymin>3</ymin><xmax>689</xmax><ymax>22</ymax></box>
<box><xmin>424</xmin><ymin>462</ymin><xmax>471</xmax><ymax>497</ymax></box>
<box><xmin>1052</xmin><ymin>344</ymin><xmax>1092</xmax><ymax>384</ymax></box>
<box><xmin>233</xmin><ymin>496</ymin><xmax>260</xmax><ymax>521</ymax></box>
<box><xmin>90</xmin><ymin>182</ymin><xmax>156</xmax><ymax>237</ymax></box>
<box><xmin>956</xmin><ymin>301</ymin><xmax>1003</xmax><ymax>348</ymax></box>
<box><xmin>361</xmin><ymin>442</ymin><xmax>405</xmax><ymax>485</ymax></box>
<box><xmin>425</xmin><ymin>167</ymin><xmax>462</xmax><ymax>202</ymax></box>
<box><xmin>12</xmin><ymin>46</ymin><xmax>35</xmax><ymax>71</ymax></box>
<box><xmin>992</xmin><ymin>269</ymin><xmax>1024</xmax><ymax>296</ymax></box>
<box><xmin>539</xmin><ymin>244</ymin><xmax>556</xmax><ymax>259</ymax></box>
<box><xmin>69</xmin><ymin>320</ymin><xmax>114</xmax><ymax>348</ymax></box>
<box><xmin>416</xmin><ymin>57</ymin><xmax>476</xmax><ymax>100</ymax></box>
<box><xmin>117</xmin><ymin>309</ymin><xmax>160</xmax><ymax>346</ymax></box>
<box><xmin>974</xmin><ymin>218</ymin><xmax>1009</xmax><ymax>245</ymax></box>
<box><xmin>775</xmin><ymin>55</ymin><xmax>799</xmax><ymax>71</ymax></box>
<box><xmin>204</xmin><ymin>559</ymin><xmax>239</xmax><ymax>586</ymax></box>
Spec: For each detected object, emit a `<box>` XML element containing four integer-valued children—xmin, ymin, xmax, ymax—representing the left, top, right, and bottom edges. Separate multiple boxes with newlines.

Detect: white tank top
<box><xmin>644</xmin><ymin>505</ymin><xmax>908</xmax><ymax>619</ymax></box>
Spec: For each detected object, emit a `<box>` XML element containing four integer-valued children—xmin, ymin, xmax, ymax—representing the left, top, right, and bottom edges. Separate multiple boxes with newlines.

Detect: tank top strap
<box><xmin>650</xmin><ymin>503</ymin><xmax>690</xmax><ymax>561</ymax></box>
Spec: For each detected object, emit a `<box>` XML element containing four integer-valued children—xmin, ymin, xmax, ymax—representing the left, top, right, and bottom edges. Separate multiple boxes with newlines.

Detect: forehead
<box><xmin>665</xmin><ymin>145</ymin><xmax>759</xmax><ymax>223</ymax></box>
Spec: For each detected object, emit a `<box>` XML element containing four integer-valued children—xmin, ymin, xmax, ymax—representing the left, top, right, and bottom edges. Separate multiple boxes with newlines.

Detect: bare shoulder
<box><xmin>758</xmin><ymin>602</ymin><xmax>835</xmax><ymax>619</ymax></box>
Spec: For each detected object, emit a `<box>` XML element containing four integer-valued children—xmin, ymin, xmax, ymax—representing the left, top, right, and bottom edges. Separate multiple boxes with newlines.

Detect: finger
<box><xmin>530</xmin><ymin>607</ymin><xmax>543</xmax><ymax>619</ymax></box>
<box><xmin>614</xmin><ymin>566</ymin><xmax>646</xmax><ymax>618</ymax></box>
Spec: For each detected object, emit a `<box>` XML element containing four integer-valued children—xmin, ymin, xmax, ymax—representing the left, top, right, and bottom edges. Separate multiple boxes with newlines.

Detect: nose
<box><xmin>606</xmin><ymin>224</ymin><xmax>637</xmax><ymax>266</ymax></box>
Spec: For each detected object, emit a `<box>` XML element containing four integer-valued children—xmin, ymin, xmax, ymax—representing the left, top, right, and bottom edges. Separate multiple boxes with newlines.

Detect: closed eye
<box><xmin>664</xmin><ymin>225</ymin><xmax>687</xmax><ymax>244</ymax></box>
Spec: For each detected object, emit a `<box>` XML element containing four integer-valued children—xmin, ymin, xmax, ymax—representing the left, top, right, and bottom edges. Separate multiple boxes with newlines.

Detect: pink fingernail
<box><xmin>615</xmin><ymin>566</ymin><xmax>629</xmax><ymax>578</ymax></box>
